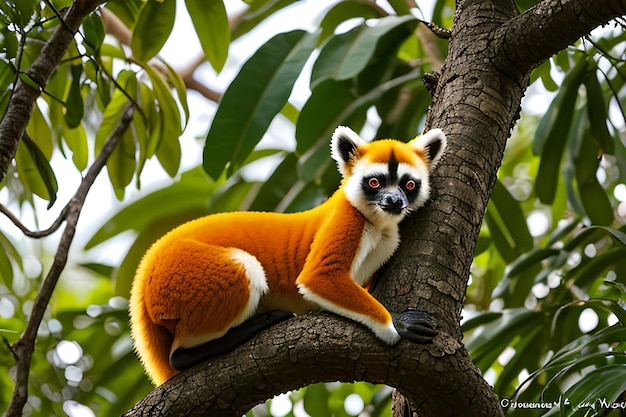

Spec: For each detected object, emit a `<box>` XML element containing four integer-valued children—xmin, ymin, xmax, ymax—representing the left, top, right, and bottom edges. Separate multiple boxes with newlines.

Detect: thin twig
<box><xmin>0</xmin><ymin>203</ymin><xmax>68</xmax><ymax>238</ymax></box>
<box><xmin>5</xmin><ymin>102</ymin><xmax>135</xmax><ymax>417</ymax></box>
<box><xmin>422</xmin><ymin>20</ymin><xmax>451</xmax><ymax>39</ymax></box>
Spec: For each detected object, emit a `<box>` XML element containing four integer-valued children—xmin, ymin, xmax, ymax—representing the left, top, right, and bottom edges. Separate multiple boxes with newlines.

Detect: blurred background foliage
<box><xmin>0</xmin><ymin>0</ymin><xmax>625</xmax><ymax>416</ymax></box>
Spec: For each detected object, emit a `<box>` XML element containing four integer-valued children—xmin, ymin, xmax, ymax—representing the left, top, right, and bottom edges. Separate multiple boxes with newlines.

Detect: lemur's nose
<box><xmin>384</xmin><ymin>195</ymin><xmax>404</xmax><ymax>208</ymax></box>
<box><xmin>380</xmin><ymin>188</ymin><xmax>409</xmax><ymax>213</ymax></box>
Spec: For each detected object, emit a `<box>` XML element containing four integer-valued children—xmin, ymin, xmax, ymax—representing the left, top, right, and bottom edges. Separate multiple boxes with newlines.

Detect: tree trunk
<box><xmin>380</xmin><ymin>0</ymin><xmax>626</xmax><ymax>415</ymax></box>
<box><xmin>125</xmin><ymin>0</ymin><xmax>626</xmax><ymax>416</ymax></box>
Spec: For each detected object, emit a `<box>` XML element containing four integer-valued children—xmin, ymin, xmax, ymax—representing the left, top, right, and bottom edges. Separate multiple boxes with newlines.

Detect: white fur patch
<box><xmin>297</xmin><ymin>284</ymin><xmax>401</xmax><ymax>345</ymax></box>
<box><xmin>229</xmin><ymin>248</ymin><xmax>269</xmax><ymax>326</ymax></box>
<box><xmin>351</xmin><ymin>221</ymin><xmax>400</xmax><ymax>286</ymax></box>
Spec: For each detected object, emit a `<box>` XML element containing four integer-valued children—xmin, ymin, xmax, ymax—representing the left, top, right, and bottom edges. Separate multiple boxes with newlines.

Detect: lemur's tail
<box><xmin>129</xmin><ymin>279</ymin><xmax>177</xmax><ymax>386</ymax></box>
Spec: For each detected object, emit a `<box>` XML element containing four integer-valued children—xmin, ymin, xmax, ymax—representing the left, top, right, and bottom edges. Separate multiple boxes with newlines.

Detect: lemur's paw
<box><xmin>393</xmin><ymin>309</ymin><xmax>437</xmax><ymax>343</ymax></box>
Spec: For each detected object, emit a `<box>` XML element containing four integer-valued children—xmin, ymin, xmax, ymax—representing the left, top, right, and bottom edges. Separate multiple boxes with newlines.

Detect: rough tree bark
<box><xmin>124</xmin><ymin>0</ymin><xmax>626</xmax><ymax>416</ymax></box>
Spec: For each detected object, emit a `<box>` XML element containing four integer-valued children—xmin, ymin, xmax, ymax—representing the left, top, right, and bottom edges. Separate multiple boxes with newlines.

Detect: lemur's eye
<box><xmin>368</xmin><ymin>178</ymin><xmax>380</xmax><ymax>188</ymax></box>
<box><xmin>405</xmin><ymin>179</ymin><xmax>417</xmax><ymax>191</ymax></box>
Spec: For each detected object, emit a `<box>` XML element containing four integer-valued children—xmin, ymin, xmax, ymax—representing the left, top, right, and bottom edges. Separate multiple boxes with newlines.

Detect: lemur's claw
<box><xmin>393</xmin><ymin>309</ymin><xmax>438</xmax><ymax>343</ymax></box>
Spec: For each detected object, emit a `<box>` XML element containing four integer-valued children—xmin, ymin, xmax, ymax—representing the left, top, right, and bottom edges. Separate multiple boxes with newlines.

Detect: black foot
<box><xmin>393</xmin><ymin>309</ymin><xmax>437</xmax><ymax>343</ymax></box>
<box><xmin>170</xmin><ymin>310</ymin><xmax>294</xmax><ymax>371</ymax></box>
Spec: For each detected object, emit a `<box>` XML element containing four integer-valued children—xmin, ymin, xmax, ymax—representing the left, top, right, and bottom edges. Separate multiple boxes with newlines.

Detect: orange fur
<box><xmin>130</xmin><ymin>191</ymin><xmax>370</xmax><ymax>384</ymax></box>
<box><xmin>129</xmin><ymin>127</ymin><xmax>446</xmax><ymax>385</ymax></box>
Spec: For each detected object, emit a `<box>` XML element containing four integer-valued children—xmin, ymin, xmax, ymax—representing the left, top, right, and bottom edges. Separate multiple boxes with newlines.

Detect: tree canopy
<box><xmin>1</xmin><ymin>0</ymin><xmax>625</xmax><ymax>416</ymax></box>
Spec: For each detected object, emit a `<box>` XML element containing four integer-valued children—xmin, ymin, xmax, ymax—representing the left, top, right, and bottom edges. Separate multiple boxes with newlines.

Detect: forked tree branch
<box><xmin>5</xmin><ymin>102</ymin><xmax>135</xmax><ymax>417</ymax></box>
<box><xmin>0</xmin><ymin>0</ymin><xmax>106</xmax><ymax>183</ymax></box>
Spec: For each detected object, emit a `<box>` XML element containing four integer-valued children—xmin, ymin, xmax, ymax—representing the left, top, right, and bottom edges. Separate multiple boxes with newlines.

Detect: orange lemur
<box><xmin>130</xmin><ymin>126</ymin><xmax>447</xmax><ymax>385</ymax></box>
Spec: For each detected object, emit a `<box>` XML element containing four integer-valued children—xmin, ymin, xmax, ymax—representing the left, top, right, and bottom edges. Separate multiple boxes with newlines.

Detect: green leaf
<box><xmin>547</xmin><ymin>217</ymin><xmax>580</xmax><ymax>247</ymax></box>
<box><xmin>62</xmin><ymin>124</ymin><xmax>88</xmax><ymax>171</ymax></box>
<box><xmin>142</xmin><ymin>62</ymin><xmax>183</xmax><ymax>177</ymax></box>
<box><xmin>572</xmin><ymin>110</ymin><xmax>613</xmax><ymax>225</ymax></box>
<box><xmin>311</xmin><ymin>15</ymin><xmax>417</xmax><ymax>89</ymax></box>
<box><xmin>484</xmin><ymin>209</ymin><xmax>516</xmax><ymax>263</ymax></box>
<box><xmin>583</xmin><ymin>226</ymin><xmax>626</xmax><ymax>246</ymax></box>
<box><xmin>461</xmin><ymin>311</ymin><xmax>503</xmax><ymax>332</ymax></box>
<box><xmin>131</xmin><ymin>0</ymin><xmax>176</xmax><ymax>63</ymax></box>
<box><xmin>388</xmin><ymin>0</ymin><xmax>411</xmax><ymax>14</ymax></box>
<box><xmin>568</xmin><ymin>248</ymin><xmax>626</xmax><ymax>288</ymax></box>
<box><xmin>184</xmin><ymin>0</ymin><xmax>229</xmax><ymax>72</ymax></box>
<box><xmin>85</xmin><ymin>167</ymin><xmax>214</xmax><ymax>249</ymax></box>
<box><xmin>82</xmin><ymin>10</ymin><xmax>106</xmax><ymax>53</ymax></box>
<box><xmin>318</xmin><ymin>1</ymin><xmax>381</xmax><ymax>44</ymax></box>
<box><xmin>230</xmin><ymin>0</ymin><xmax>299</xmax><ymax>41</ymax></box>
<box><xmin>303</xmin><ymin>384</ymin><xmax>332</xmax><ymax>417</ymax></box>
<box><xmin>562</xmin><ymin>365</ymin><xmax>626</xmax><ymax>414</ymax></box>
<box><xmin>296</xmin><ymin>79</ymin><xmax>358</xmax><ymax>155</ymax></box>
<box><xmin>531</xmin><ymin>59</ymin><xmax>558</xmax><ymax>92</ymax></box>
<box><xmin>96</xmin><ymin>73</ymin><xmax>137</xmax><ymax>197</ymax></box>
<box><xmin>100</xmin><ymin>42</ymin><xmax>128</xmax><ymax>61</ymax></box>
<box><xmin>104</xmin><ymin>0</ymin><xmax>143</xmax><ymax>29</ymax></box>
<box><xmin>64</xmin><ymin>65</ymin><xmax>84</xmax><ymax>129</ymax></box>
<box><xmin>534</xmin><ymin>58</ymin><xmax>588</xmax><ymax>204</ymax></box>
<box><xmin>108</xmin><ymin>121</ymin><xmax>137</xmax><ymax>200</ymax></box>
<box><xmin>248</xmin><ymin>153</ymin><xmax>301</xmax><ymax>212</ymax></box>
<box><xmin>18</xmin><ymin>73</ymin><xmax>41</xmax><ymax>92</ymax></box>
<box><xmin>79</xmin><ymin>262</ymin><xmax>114</xmax><ymax>278</ymax></box>
<box><xmin>310</xmin><ymin>27</ymin><xmax>361</xmax><ymax>89</ymax></box>
<box><xmin>137</xmin><ymin>82</ymin><xmax>158</xmax><ymax>167</ymax></box>
<box><xmin>0</xmin><ymin>56</ymin><xmax>14</xmax><ymax>91</ymax></box>
<box><xmin>584</xmin><ymin>66</ymin><xmax>614</xmax><ymax>155</ymax></box>
<box><xmin>160</xmin><ymin>59</ymin><xmax>190</xmax><ymax>128</ymax></box>
<box><xmin>465</xmin><ymin>308</ymin><xmax>542</xmax><ymax>371</ymax></box>
<box><xmin>0</xmin><ymin>232</ymin><xmax>18</xmax><ymax>287</ymax></box>
<box><xmin>11</xmin><ymin>0</ymin><xmax>37</xmax><ymax>28</ymax></box>
<box><xmin>203</xmin><ymin>30</ymin><xmax>318</xmax><ymax>180</ymax></box>
<box><xmin>26</xmin><ymin>104</ymin><xmax>53</xmax><ymax>158</ymax></box>
<box><xmin>506</xmin><ymin>248</ymin><xmax>561</xmax><ymax>278</ymax></box>
<box><xmin>17</xmin><ymin>134</ymin><xmax>58</xmax><ymax>207</ymax></box>
<box><xmin>494</xmin><ymin>326</ymin><xmax>543</xmax><ymax>395</ymax></box>
<box><xmin>296</xmin><ymin>69</ymin><xmax>421</xmax><ymax>156</ymax></box>
<box><xmin>1</xmin><ymin>27</ymin><xmax>18</xmax><ymax>59</ymax></box>
<box><xmin>209</xmin><ymin>180</ymin><xmax>257</xmax><ymax>213</ymax></box>
<box><xmin>490</xmin><ymin>180</ymin><xmax>533</xmax><ymax>253</ymax></box>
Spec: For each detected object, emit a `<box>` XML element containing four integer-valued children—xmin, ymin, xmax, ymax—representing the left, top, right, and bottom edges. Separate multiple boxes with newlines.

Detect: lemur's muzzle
<box><xmin>379</xmin><ymin>187</ymin><xmax>409</xmax><ymax>214</ymax></box>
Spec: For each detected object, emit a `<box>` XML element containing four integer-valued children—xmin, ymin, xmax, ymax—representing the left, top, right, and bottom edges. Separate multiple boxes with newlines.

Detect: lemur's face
<box><xmin>331</xmin><ymin>127</ymin><xmax>446</xmax><ymax>223</ymax></box>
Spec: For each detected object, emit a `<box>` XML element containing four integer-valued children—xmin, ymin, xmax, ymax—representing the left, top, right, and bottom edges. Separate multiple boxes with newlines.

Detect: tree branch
<box><xmin>0</xmin><ymin>0</ymin><xmax>107</xmax><ymax>183</ymax></box>
<box><xmin>496</xmin><ymin>0</ymin><xmax>626</xmax><ymax>75</ymax></box>
<box><xmin>5</xmin><ymin>103</ymin><xmax>134</xmax><ymax>417</ymax></box>
<box><xmin>124</xmin><ymin>312</ymin><xmax>498</xmax><ymax>417</ymax></box>
<box><xmin>0</xmin><ymin>201</ymin><xmax>68</xmax><ymax>238</ymax></box>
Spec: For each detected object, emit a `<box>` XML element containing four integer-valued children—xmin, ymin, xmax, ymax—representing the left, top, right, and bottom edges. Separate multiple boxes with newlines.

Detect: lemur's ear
<box><xmin>331</xmin><ymin>126</ymin><xmax>365</xmax><ymax>175</ymax></box>
<box><xmin>409</xmin><ymin>128</ymin><xmax>447</xmax><ymax>170</ymax></box>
